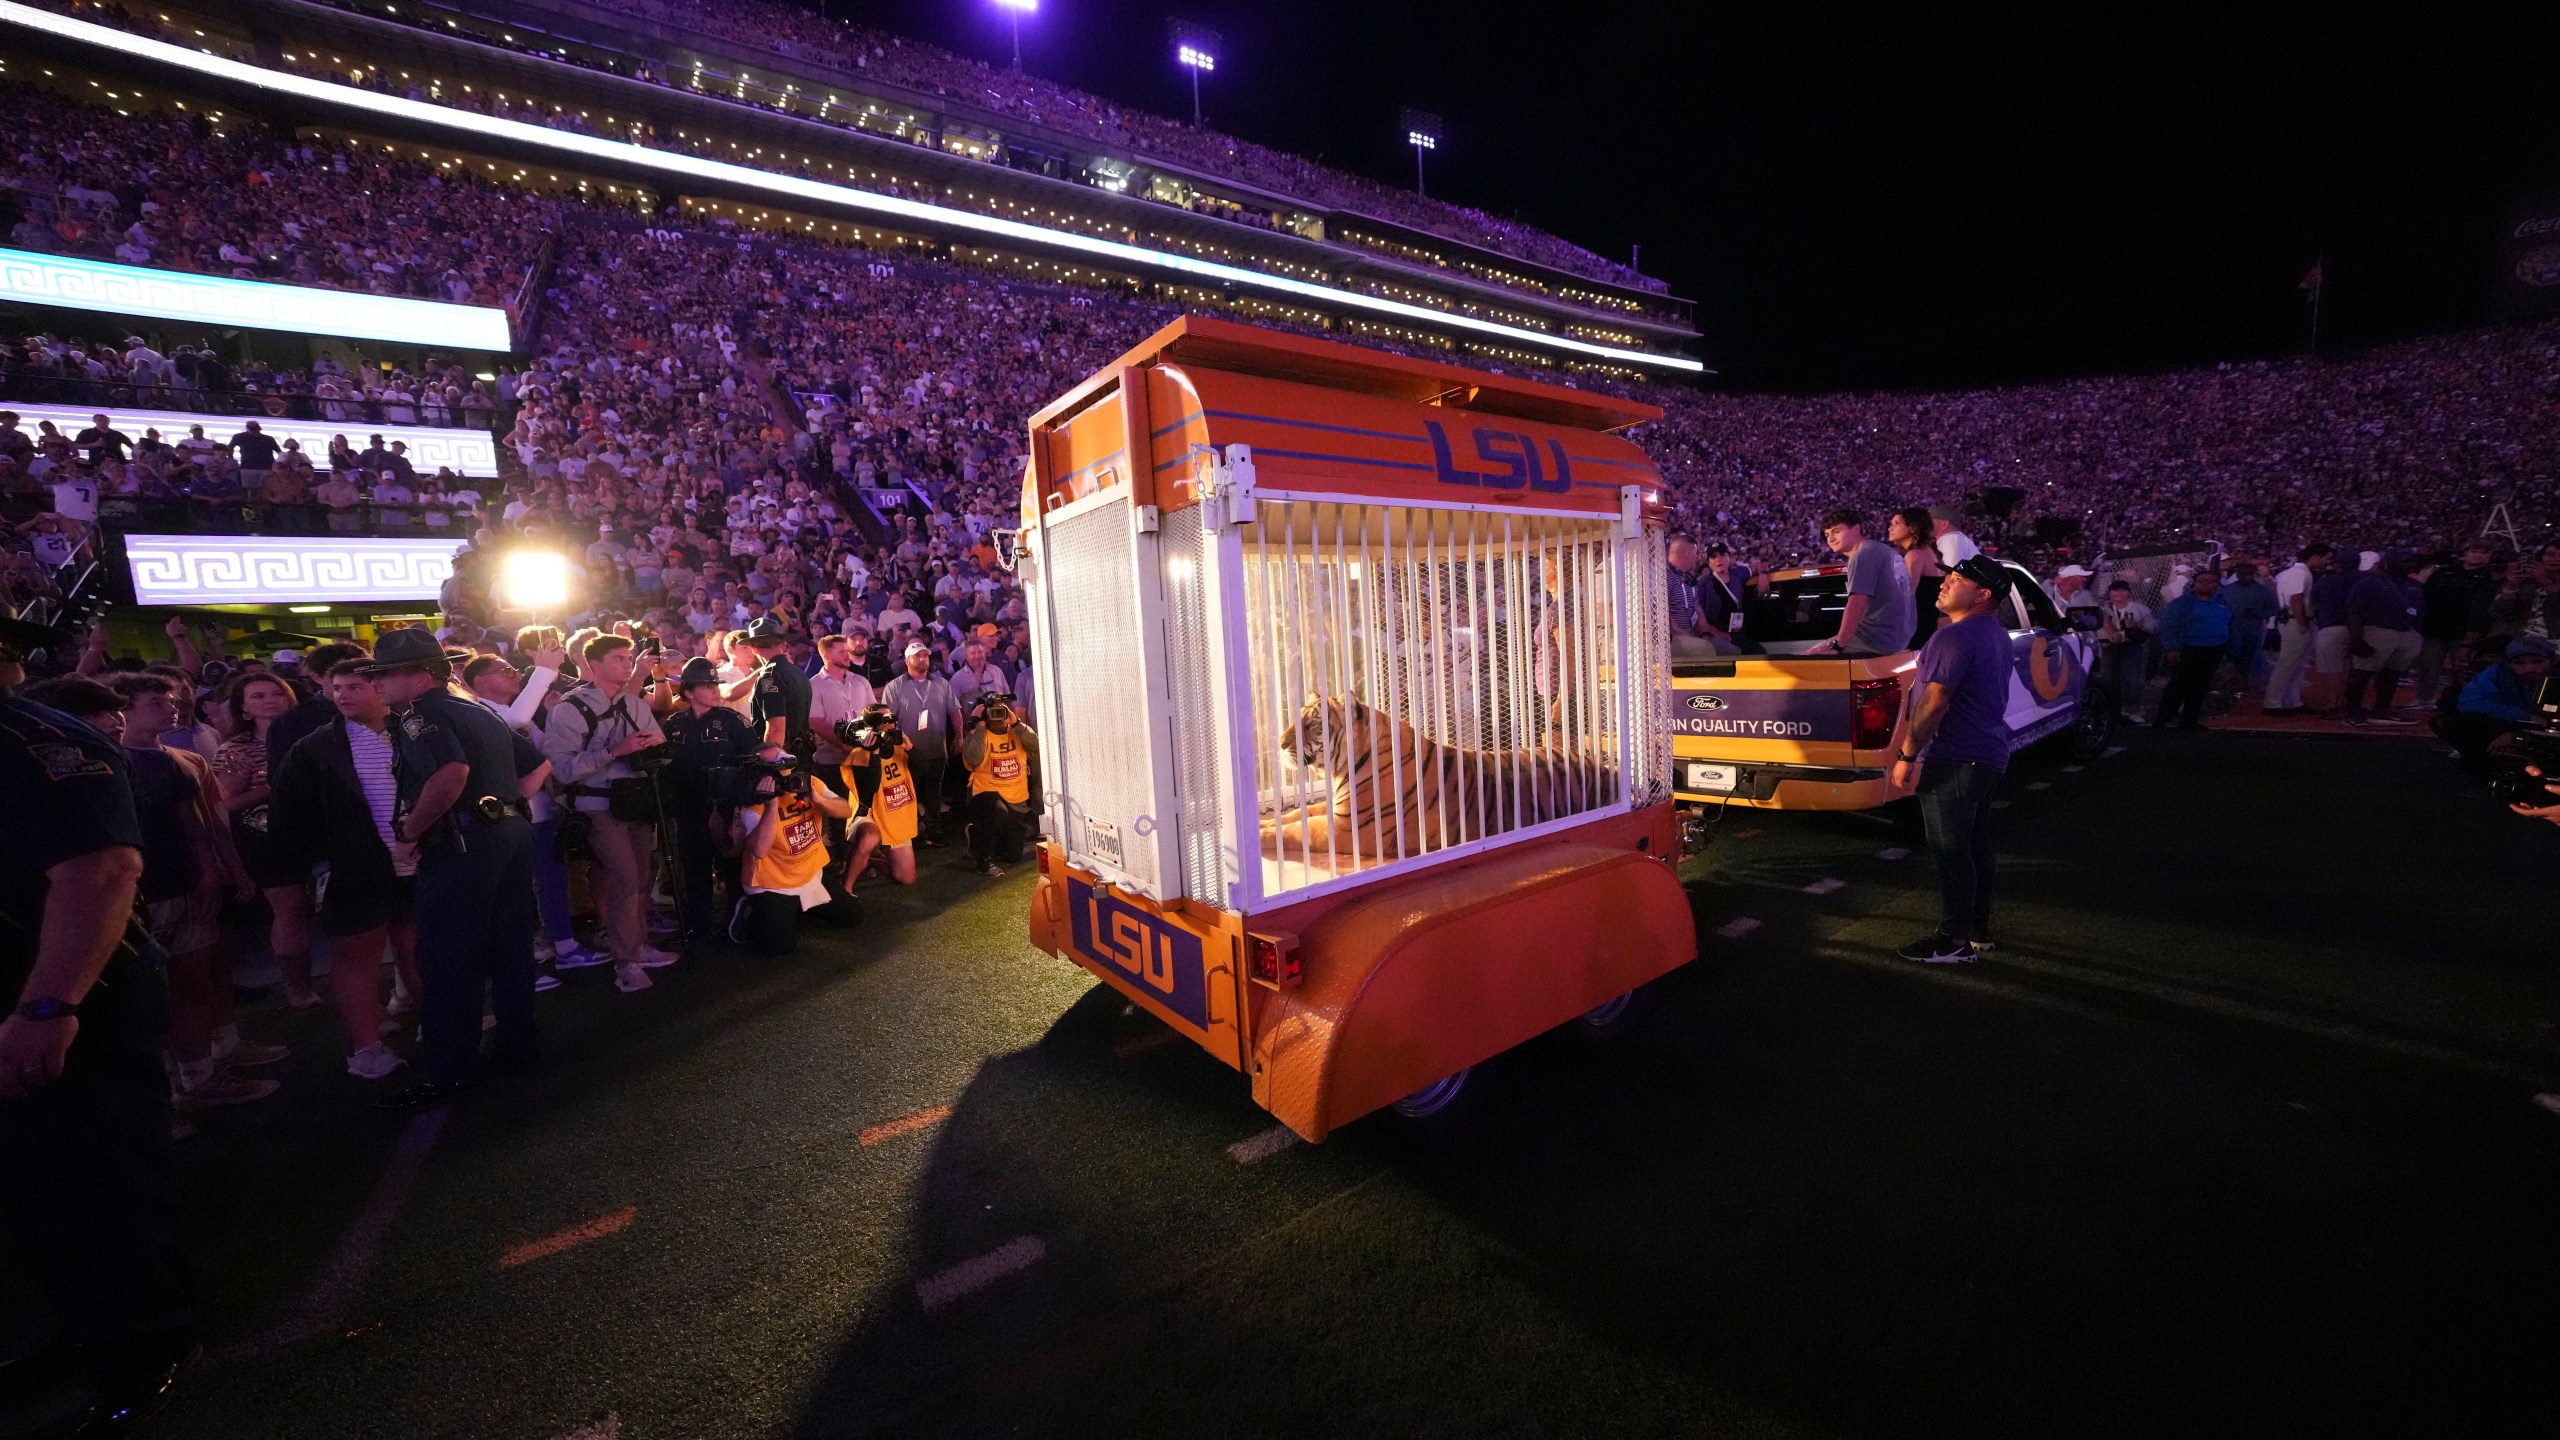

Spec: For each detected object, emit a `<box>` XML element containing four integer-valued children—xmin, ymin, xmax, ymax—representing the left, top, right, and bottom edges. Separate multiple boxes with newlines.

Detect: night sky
<box><xmin>853</xmin><ymin>1</ymin><xmax>2560</xmax><ymax>392</ymax></box>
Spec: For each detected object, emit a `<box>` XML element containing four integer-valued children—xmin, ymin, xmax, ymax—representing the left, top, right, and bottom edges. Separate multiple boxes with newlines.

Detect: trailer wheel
<box><xmin>1572</xmin><ymin>984</ymin><xmax>1648</xmax><ymax>1041</ymax></box>
<box><xmin>1389</xmin><ymin>1067</ymin><xmax>1473</xmax><ymax>1121</ymax></box>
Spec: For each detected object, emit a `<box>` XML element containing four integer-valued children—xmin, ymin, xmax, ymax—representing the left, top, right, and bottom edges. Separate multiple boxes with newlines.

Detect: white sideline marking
<box><xmin>916</xmin><ymin>1236</ymin><xmax>1046</xmax><ymax>1312</ymax></box>
<box><xmin>1802</xmin><ymin>876</ymin><xmax>1844</xmax><ymax>895</ymax></box>
<box><xmin>1227</xmin><ymin>1125</ymin><xmax>1300</xmax><ymax>1165</ymax></box>
<box><xmin>2062</xmin><ymin>764</ymin><xmax>2086</xmax><ymax>773</ymax></box>
<box><xmin>243</xmin><ymin>1108</ymin><xmax>448</xmax><ymax>1358</ymax></box>
<box><xmin>552</xmin><ymin>1415</ymin><xmax>622</xmax><ymax>1440</ymax></box>
<box><xmin>1716</xmin><ymin>917</ymin><xmax>1762</xmax><ymax>940</ymax></box>
<box><xmin>2102</xmin><ymin>746</ymin><xmax>2127</xmax><ymax>758</ymax></box>
<box><xmin>1876</xmin><ymin>846</ymin><xmax>1911</xmax><ymax>860</ymax></box>
<box><xmin>2026</xmin><ymin>781</ymin><xmax>2053</xmax><ymax>791</ymax></box>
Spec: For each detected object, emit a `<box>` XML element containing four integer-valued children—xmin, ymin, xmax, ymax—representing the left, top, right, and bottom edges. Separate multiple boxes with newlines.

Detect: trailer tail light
<box><xmin>1248</xmin><ymin>932</ymin><xmax>1301</xmax><ymax>988</ymax></box>
<box><xmin>1035</xmin><ymin>844</ymin><xmax>1050</xmax><ymax>877</ymax></box>
<box><xmin>1850</xmin><ymin>677</ymin><xmax>1902</xmax><ymax>752</ymax></box>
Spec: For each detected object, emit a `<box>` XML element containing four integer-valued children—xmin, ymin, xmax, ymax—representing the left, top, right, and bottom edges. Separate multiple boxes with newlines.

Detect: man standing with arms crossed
<box><xmin>2263</xmin><ymin>544</ymin><xmax>2330</xmax><ymax>716</ymax></box>
<box><xmin>1888</xmin><ymin>558</ymin><xmax>2015</xmax><ymax>964</ymax></box>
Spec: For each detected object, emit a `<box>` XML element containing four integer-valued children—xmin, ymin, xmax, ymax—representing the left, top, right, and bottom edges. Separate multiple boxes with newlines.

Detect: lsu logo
<box><xmin>1068</xmin><ymin>878</ymin><xmax>1209</xmax><ymax>1028</ymax></box>
<box><xmin>1423</xmin><ymin>420</ymin><xmax>1574</xmax><ymax>493</ymax></box>
<box><xmin>2021</xmin><ymin>635</ymin><xmax>2079</xmax><ymax>703</ymax></box>
<box><xmin>1685</xmin><ymin>694</ymin><xmax>1728</xmax><ymax>711</ymax></box>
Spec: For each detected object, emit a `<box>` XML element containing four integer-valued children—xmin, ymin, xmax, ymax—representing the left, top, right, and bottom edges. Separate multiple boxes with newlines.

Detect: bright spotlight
<box><xmin>1177</xmin><ymin>44</ymin><xmax>1214</xmax><ymax>71</ymax></box>
<box><xmin>500</xmin><ymin>550</ymin><xmax>571</xmax><ymax>612</ymax></box>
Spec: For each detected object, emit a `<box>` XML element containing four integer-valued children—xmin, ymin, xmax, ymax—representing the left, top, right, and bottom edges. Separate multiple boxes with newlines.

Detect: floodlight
<box><xmin>993</xmin><ymin>0</ymin><xmax>1036</xmax><ymax>69</ymax></box>
<box><xmin>1400</xmin><ymin>109</ymin><xmax>1444</xmax><ymax>195</ymax></box>
<box><xmin>1169</xmin><ymin>20</ymin><xmax>1221</xmax><ymax>125</ymax></box>
<box><xmin>500</xmin><ymin>550</ymin><xmax>571</xmax><ymax>612</ymax></box>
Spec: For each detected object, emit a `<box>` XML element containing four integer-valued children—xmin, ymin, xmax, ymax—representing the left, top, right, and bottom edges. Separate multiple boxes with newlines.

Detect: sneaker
<box><xmin>217</xmin><ymin>1040</ymin><xmax>292</xmax><ymax>1069</ymax></box>
<box><xmin>533</xmin><ymin>938</ymin><xmax>557</xmax><ymax>964</ymax></box>
<box><xmin>345</xmin><ymin>1045</ymin><xmax>406</xmax><ymax>1080</ymax></box>
<box><xmin>1894</xmin><ymin>932</ymin><xmax>1977</xmax><ymax>964</ymax></box>
<box><xmin>2339</xmin><ymin>711</ymin><xmax>2372</xmax><ymax>728</ymax></box>
<box><xmin>550</xmin><ymin>941</ymin><xmax>611</xmax><ymax>970</ymax></box>
<box><xmin>614</xmin><ymin>963</ymin><xmax>653</xmax><ymax>994</ymax></box>
<box><xmin>178</xmin><ymin>1071</ymin><xmax>280</xmax><ymax>1109</ymax></box>
<box><xmin>385</xmin><ymin>988</ymin><xmax>418</xmax><ymax>1019</ymax></box>
<box><xmin>533</xmin><ymin>971</ymin><xmax>561</xmax><ymax>993</ymax></box>
<box><xmin>636</xmin><ymin>945</ymin><xmax>682</xmax><ymax>969</ymax></box>
<box><xmin>281</xmin><ymin>984</ymin><xmax>324</xmax><ymax>1012</ymax></box>
<box><xmin>2366</xmin><ymin>714</ymin><xmax>2417</xmax><ymax>727</ymax></box>
<box><xmin>975</xmin><ymin>858</ymin><xmax>1005</xmax><ymax>877</ymax></box>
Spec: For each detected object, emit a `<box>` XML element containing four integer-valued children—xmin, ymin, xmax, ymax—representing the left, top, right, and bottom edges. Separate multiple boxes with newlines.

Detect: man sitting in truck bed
<box><xmin>1805</xmin><ymin>509</ymin><xmax>1915</xmax><ymax>658</ymax></box>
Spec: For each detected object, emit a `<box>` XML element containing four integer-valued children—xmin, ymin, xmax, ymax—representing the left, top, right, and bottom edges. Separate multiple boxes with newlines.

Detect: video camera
<box><xmin>834</xmin><ymin>703</ymin><xmax>904</xmax><ymax>756</ymax></box>
<box><xmin>2488</xmin><ymin>672</ymin><xmax>2560</xmax><ymax>811</ymax></box>
<box><xmin>969</xmin><ymin>692</ymin><xmax>1015</xmax><ymax>728</ymax></box>
<box><xmin>713</xmin><ymin>753</ymin><xmax>810</xmax><ymax>807</ymax></box>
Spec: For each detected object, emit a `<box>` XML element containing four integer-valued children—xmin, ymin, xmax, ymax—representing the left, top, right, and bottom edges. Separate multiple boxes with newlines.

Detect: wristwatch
<box><xmin>13</xmin><ymin>996</ymin><xmax>79</xmax><ymax>1022</ymax></box>
<box><xmin>1896</xmin><ymin>752</ymin><xmax>1919</xmax><ymax>764</ymax></box>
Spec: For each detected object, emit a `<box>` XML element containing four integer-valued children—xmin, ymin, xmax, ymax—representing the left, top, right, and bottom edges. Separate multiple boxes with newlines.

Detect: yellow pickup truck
<box><xmin>1670</xmin><ymin>559</ymin><xmax>2115</xmax><ymax>811</ymax></box>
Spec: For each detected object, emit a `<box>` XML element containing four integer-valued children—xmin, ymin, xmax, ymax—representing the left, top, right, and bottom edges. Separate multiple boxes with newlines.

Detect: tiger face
<box><xmin>1280</xmin><ymin>694</ymin><xmax>1365</xmax><ymax>772</ymax></box>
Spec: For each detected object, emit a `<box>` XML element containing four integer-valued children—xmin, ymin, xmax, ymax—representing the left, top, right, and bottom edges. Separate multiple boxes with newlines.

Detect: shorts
<box><xmin>144</xmin><ymin>890</ymin><xmax>220</xmax><ymax>956</ymax></box>
<box><xmin>2312</xmin><ymin>625</ymin><xmax>2352</xmax><ymax>675</ymax></box>
<box><xmin>2351</xmin><ymin>627</ymin><xmax>2422</xmax><ymax>673</ymax></box>
<box><xmin>316</xmin><ymin>867</ymin><xmax>416</xmax><ymax>938</ymax></box>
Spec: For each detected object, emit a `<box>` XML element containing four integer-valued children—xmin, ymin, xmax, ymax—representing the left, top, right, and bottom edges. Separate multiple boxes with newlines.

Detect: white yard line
<box><xmin>1716</xmin><ymin>917</ymin><xmax>1763</xmax><ymax>940</ymax></box>
<box><xmin>1876</xmin><ymin>846</ymin><xmax>1911</xmax><ymax>860</ymax></box>
<box><xmin>1803</xmin><ymin>877</ymin><xmax>1844</xmax><ymax>895</ymax></box>
<box><xmin>916</xmin><ymin>1236</ymin><xmax>1047</xmax><ymax>1312</ymax></box>
<box><xmin>1226</xmin><ymin>1125</ymin><xmax>1301</xmax><ymax>1165</ymax></box>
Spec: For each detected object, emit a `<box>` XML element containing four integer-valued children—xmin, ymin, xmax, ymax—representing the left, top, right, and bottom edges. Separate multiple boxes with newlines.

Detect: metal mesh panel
<box><xmin>1159</xmin><ymin>503</ymin><xmax>1230</xmax><ymax>905</ymax></box>
<box><xmin>1622</xmin><ymin>525</ymin><xmax>1673</xmax><ymax>807</ymax></box>
<box><xmin>1242</xmin><ymin>501</ymin><xmax>1626</xmax><ymax>899</ymax></box>
<box><xmin>1042</xmin><ymin>500</ymin><xmax>1159</xmax><ymax>893</ymax></box>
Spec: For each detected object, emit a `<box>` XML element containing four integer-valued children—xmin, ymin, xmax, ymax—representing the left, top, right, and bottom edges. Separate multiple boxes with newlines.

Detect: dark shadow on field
<box><xmin>795</xmin><ymin>858</ymin><xmax>2560</xmax><ymax>1440</ymax></box>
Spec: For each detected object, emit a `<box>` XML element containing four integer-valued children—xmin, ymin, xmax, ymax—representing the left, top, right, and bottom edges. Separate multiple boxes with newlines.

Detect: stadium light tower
<box><xmin>993</xmin><ymin>0</ymin><xmax>1036</xmax><ymax>72</ymax></box>
<box><xmin>1400</xmin><ymin>107</ymin><xmax>1442</xmax><ymax>198</ymax></box>
<box><xmin>1169</xmin><ymin>19</ymin><xmax>1219</xmax><ymax>128</ymax></box>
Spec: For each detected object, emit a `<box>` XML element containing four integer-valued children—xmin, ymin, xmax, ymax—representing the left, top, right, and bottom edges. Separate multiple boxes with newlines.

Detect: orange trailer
<box><xmin>1014</xmin><ymin>317</ymin><xmax>1694</xmax><ymax>1140</ymax></box>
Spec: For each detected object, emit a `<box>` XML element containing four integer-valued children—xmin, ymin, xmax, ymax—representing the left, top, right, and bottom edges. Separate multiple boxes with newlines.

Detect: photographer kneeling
<box><xmin>2442</xmin><ymin>636</ymin><xmax>2554</xmax><ymax>783</ymax></box>
<box><xmin>960</xmin><ymin>695</ymin><xmax>1041</xmax><ymax>878</ymax></box>
<box><xmin>730</xmin><ymin>755</ymin><xmax>851</xmax><ymax>957</ymax></box>
<box><xmin>837</xmin><ymin>704</ymin><xmax>920</xmax><ymax>893</ymax></box>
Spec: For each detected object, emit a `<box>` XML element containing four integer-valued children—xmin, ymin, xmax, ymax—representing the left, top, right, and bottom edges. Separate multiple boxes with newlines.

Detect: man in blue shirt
<box><xmin>2341</xmin><ymin>548</ymin><xmax>2425</xmax><ymax>726</ymax></box>
<box><xmin>2444</xmin><ymin>636</ymin><xmax>2553</xmax><ymax>780</ymax></box>
<box><xmin>2153</xmin><ymin>567</ymin><xmax>2233</xmax><ymax>730</ymax></box>
<box><xmin>1889</xmin><ymin>557</ymin><xmax>2014</xmax><ymax>963</ymax></box>
<box><xmin>2218</xmin><ymin>561</ymin><xmax>2279</xmax><ymax>691</ymax></box>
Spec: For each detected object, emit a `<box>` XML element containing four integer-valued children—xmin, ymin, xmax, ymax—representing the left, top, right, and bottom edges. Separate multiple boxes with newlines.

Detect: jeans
<box><xmin>2154</xmin><ymin>644</ymin><xmax>2224</xmax><ymax>728</ymax></box>
<box><xmin>2223</xmin><ymin>626</ymin><xmax>2267</xmax><ymax>689</ymax></box>
<box><xmin>1916</xmin><ymin>759</ymin><xmax>2000</xmax><ymax>944</ymax></box>
<box><xmin>965</xmin><ymin>791</ymin><xmax>1028</xmax><ymax>865</ymax></box>
<box><xmin>2105</xmin><ymin>640</ymin><xmax>2149</xmax><ymax>714</ymax></box>
<box><xmin>2411</xmin><ymin>636</ymin><xmax>2460</xmax><ymax>708</ymax></box>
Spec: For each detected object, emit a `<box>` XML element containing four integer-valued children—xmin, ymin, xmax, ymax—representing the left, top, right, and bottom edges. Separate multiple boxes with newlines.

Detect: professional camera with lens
<box><xmin>2487</xmin><ymin>673</ymin><xmax>2560</xmax><ymax>811</ymax></box>
<box><xmin>626</xmin><ymin>740</ymin><xmax>676</xmax><ymax>775</ymax></box>
<box><xmin>713</xmin><ymin>754</ymin><xmax>809</xmax><ymax>807</ymax></box>
<box><xmin>969</xmin><ymin>694</ymin><xmax>1015</xmax><ymax>727</ymax></box>
<box><xmin>834</xmin><ymin>703</ymin><xmax>904</xmax><ymax>756</ymax></box>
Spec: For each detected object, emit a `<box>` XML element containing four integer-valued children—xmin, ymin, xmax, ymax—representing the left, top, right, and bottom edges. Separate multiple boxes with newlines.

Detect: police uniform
<box><xmin>0</xmin><ymin>696</ymin><xmax>195</xmax><ymax>1380</ymax></box>
<box><xmin>663</xmin><ymin>662</ymin><xmax>758</xmax><ymax>939</ymax></box>
<box><xmin>750</xmin><ymin>653</ymin><xmax>813</xmax><ymax>757</ymax></box>
<box><xmin>377</xmin><ymin>635</ymin><xmax>543</xmax><ymax>1090</ymax></box>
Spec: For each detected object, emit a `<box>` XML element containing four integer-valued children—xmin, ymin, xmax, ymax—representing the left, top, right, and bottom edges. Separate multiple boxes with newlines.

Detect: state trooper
<box><xmin>736</xmin><ymin>615</ymin><xmax>812</xmax><ymax>762</ymax></box>
<box><xmin>0</xmin><ymin>614</ymin><xmax>200</xmax><ymax>1435</ymax></box>
<box><xmin>363</xmin><ymin>628</ymin><xmax>546</xmax><ymax>1109</ymax></box>
<box><xmin>661</xmin><ymin>657</ymin><xmax>757</xmax><ymax>943</ymax></box>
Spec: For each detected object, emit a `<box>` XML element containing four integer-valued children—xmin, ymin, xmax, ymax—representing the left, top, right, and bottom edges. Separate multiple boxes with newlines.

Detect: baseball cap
<box><xmin>1949</xmin><ymin>556</ymin><xmax>2013</xmax><ymax>596</ymax></box>
<box><xmin>904</xmin><ymin>641</ymin><xmax>931</xmax><ymax>658</ymax></box>
<box><xmin>272</xmin><ymin>648</ymin><xmax>303</xmax><ymax>666</ymax></box>
<box><xmin>2507</xmin><ymin>635</ymin><xmax>2556</xmax><ymax>661</ymax></box>
<box><xmin>2054</xmin><ymin>565</ymin><xmax>2092</xmax><ymax>580</ymax></box>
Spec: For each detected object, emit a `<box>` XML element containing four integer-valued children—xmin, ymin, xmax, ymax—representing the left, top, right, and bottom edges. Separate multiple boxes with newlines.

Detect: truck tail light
<box><xmin>1850</xmin><ymin>677</ymin><xmax>1901</xmax><ymax>752</ymax></box>
<box><xmin>1248</xmin><ymin>932</ymin><xmax>1301</xmax><ymax>988</ymax></box>
<box><xmin>1035</xmin><ymin>844</ymin><xmax>1050</xmax><ymax>877</ymax></box>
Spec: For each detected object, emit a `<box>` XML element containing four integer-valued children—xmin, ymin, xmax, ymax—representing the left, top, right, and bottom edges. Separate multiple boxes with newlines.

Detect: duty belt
<box><xmin>470</xmin><ymin>796</ymin><xmax>532</xmax><ymax>823</ymax></box>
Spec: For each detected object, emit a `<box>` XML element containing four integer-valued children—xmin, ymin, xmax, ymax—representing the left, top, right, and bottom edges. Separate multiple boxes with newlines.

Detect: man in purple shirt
<box><xmin>2341</xmin><ymin>548</ymin><xmax>2424</xmax><ymax>727</ymax></box>
<box><xmin>1889</xmin><ymin>557</ymin><xmax>2015</xmax><ymax>963</ymax></box>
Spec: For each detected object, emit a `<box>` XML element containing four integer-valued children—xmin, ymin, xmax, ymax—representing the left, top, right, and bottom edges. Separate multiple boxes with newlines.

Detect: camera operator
<box><xmin>730</xmin><ymin>756</ymin><xmax>851</xmax><ymax>957</ymax></box>
<box><xmin>541</xmin><ymin>635</ymin><xmax>672</xmax><ymax>994</ymax></box>
<box><xmin>960</xmin><ymin>694</ymin><xmax>1041</xmax><ymax>878</ymax></box>
<box><xmin>663</xmin><ymin>658</ymin><xmax>757</xmax><ymax>944</ymax></box>
<box><xmin>2444</xmin><ymin>636</ymin><xmax>2555</xmax><ymax>782</ymax></box>
<box><xmin>838</xmin><ymin>703</ymin><xmax>920</xmax><ymax>892</ymax></box>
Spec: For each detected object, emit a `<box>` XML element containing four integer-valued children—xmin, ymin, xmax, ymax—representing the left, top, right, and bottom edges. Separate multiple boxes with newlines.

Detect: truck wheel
<box><xmin>2068</xmin><ymin>684</ymin><xmax>2118</xmax><ymax>760</ymax></box>
<box><xmin>1389</xmin><ymin>1067</ymin><xmax>1473</xmax><ymax>1121</ymax></box>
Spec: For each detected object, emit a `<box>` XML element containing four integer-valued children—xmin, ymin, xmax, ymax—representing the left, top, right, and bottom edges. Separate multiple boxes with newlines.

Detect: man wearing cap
<box><xmin>662</xmin><ymin>657</ymin><xmax>758</xmax><ymax>942</ymax></box>
<box><xmin>737</xmin><ymin>616</ymin><xmax>813</xmax><ymax>762</ymax></box>
<box><xmin>2446</xmin><ymin>636</ymin><xmax>2556</xmax><ymax>780</ymax></box>
<box><xmin>2047</xmin><ymin>565</ymin><xmax>2100</xmax><ymax>618</ymax></box>
<box><xmin>2341</xmin><ymin>549</ymin><xmax>2425</xmax><ymax>726</ymax></box>
<box><xmin>881</xmin><ymin>642</ymin><xmax>962</xmax><ymax>847</ymax></box>
<box><xmin>364</xmin><ymin>627</ymin><xmax>547</xmax><ymax>1108</ymax></box>
<box><xmin>2152</xmin><ymin>566</ymin><xmax>2232</xmax><ymax>730</ymax></box>
<box><xmin>1888</xmin><ymin>557</ymin><xmax>2014</xmax><ymax>964</ymax></box>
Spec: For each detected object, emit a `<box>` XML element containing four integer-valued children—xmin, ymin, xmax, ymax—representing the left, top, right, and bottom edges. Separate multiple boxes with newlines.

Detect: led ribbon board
<box><xmin>124</xmin><ymin>533</ymin><xmax>459</xmax><ymax>605</ymax></box>
<box><xmin>0</xmin><ymin>1</ymin><xmax>1699</xmax><ymax>374</ymax></box>
<box><xmin>0</xmin><ymin>248</ymin><xmax>512</xmax><ymax>350</ymax></box>
<box><xmin>2</xmin><ymin>402</ymin><xmax>500</xmax><ymax>475</ymax></box>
